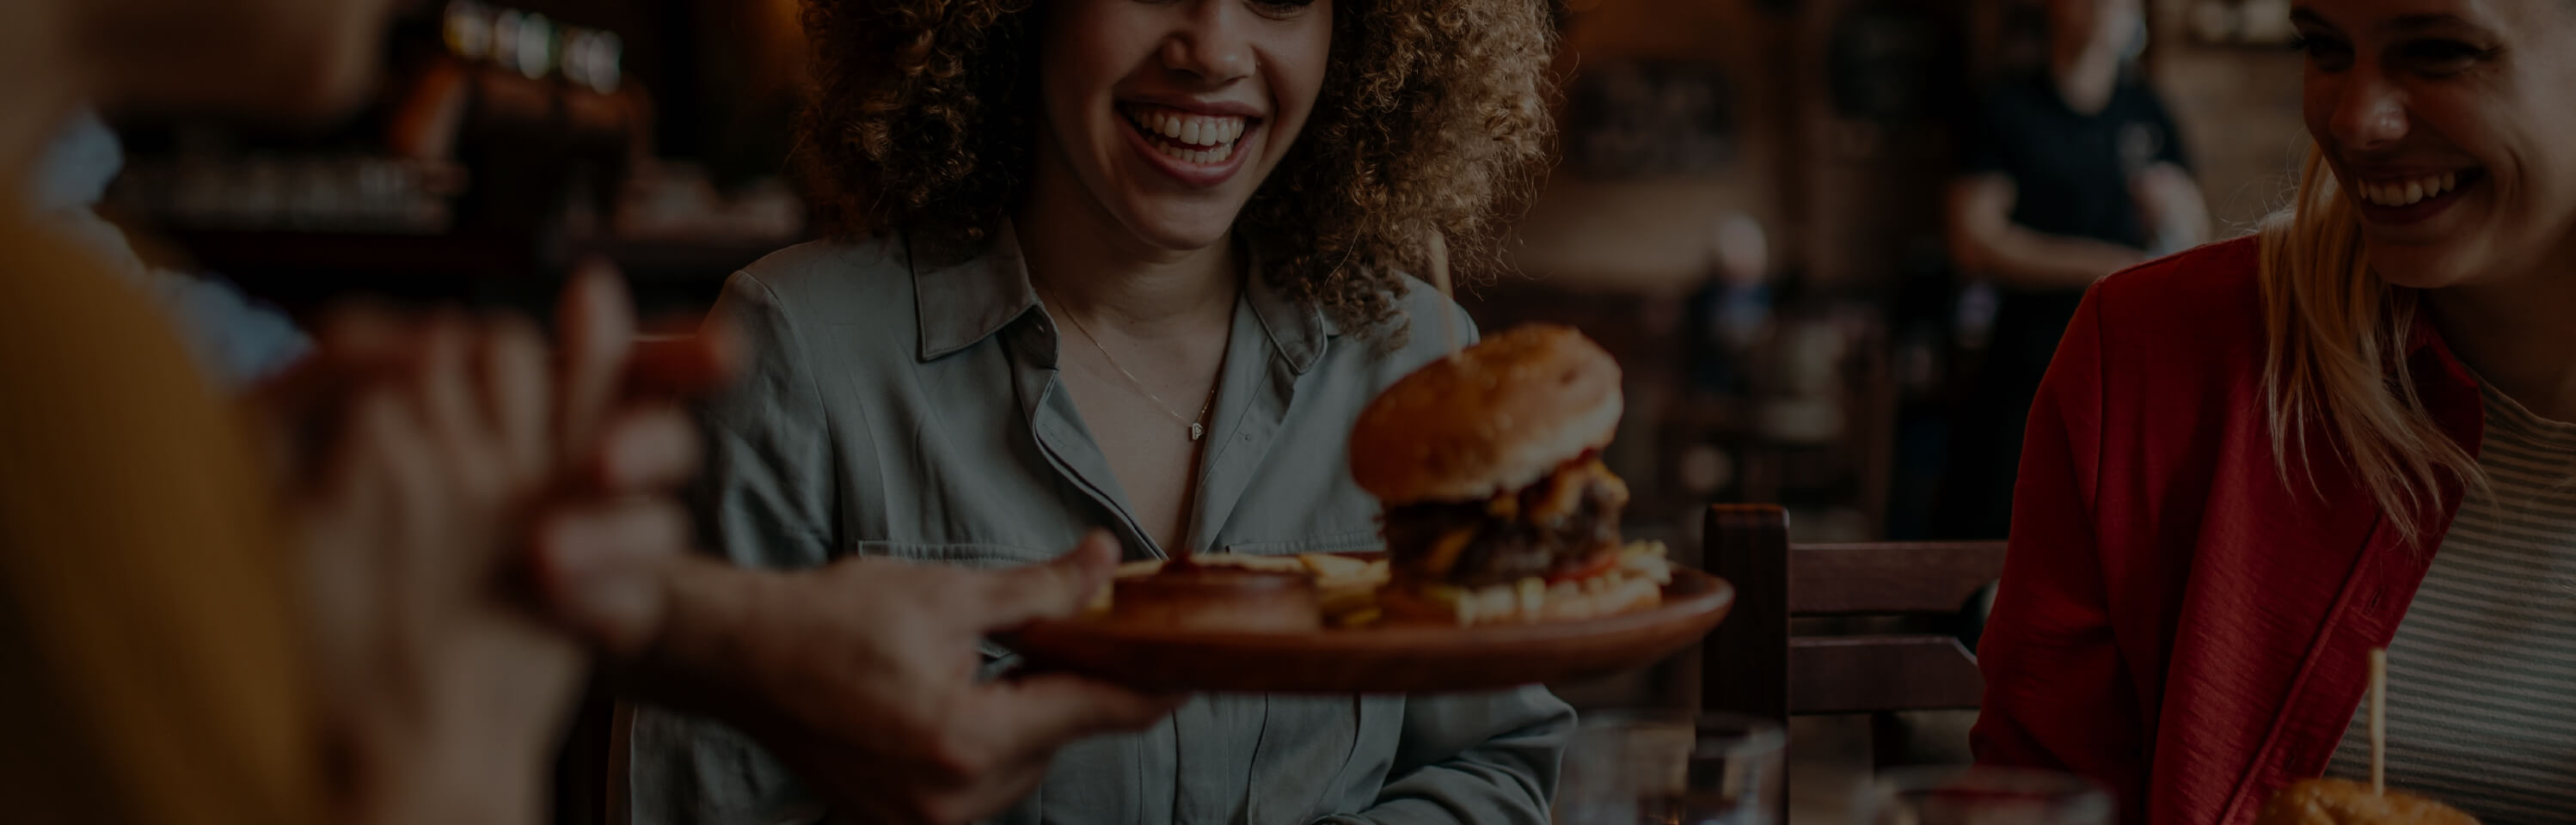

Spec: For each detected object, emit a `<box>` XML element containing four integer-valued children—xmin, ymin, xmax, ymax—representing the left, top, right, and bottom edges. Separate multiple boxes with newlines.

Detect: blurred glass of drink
<box><xmin>1862</xmin><ymin>767</ymin><xmax>2113</xmax><ymax>825</ymax></box>
<box><xmin>1552</xmin><ymin>711</ymin><xmax>1786</xmax><ymax>825</ymax></box>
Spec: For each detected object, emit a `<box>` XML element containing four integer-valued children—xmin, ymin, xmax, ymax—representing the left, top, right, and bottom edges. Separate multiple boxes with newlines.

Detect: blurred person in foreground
<box><xmin>0</xmin><ymin>3</ymin><xmax>1169</xmax><ymax>825</ymax></box>
<box><xmin>26</xmin><ymin>109</ymin><xmax>309</xmax><ymax>386</ymax></box>
<box><xmin>630</xmin><ymin>0</ymin><xmax>1574</xmax><ymax>822</ymax></box>
<box><xmin>1972</xmin><ymin>1</ymin><xmax>2576</xmax><ymax>822</ymax></box>
<box><xmin>1940</xmin><ymin>0</ymin><xmax>2211</xmax><ymax>539</ymax></box>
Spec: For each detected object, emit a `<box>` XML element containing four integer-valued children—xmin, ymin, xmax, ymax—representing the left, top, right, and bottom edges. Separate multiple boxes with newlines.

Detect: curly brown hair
<box><xmin>796</xmin><ymin>0</ymin><xmax>1557</xmax><ymax>341</ymax></box>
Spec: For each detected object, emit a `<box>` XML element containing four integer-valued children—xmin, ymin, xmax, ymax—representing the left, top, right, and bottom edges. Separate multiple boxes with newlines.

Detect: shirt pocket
<box><xmin>852</xmin><ymin>540</ymin><xmax>1056</xmax><ymax>569</ymax></box>
<box><xmin>849</xmin><ymin>541</ymin><xmax>1056</xmax><ymax>672</ymax></box>
<box><xmin>1222</xmin><ymin>529</ymin><xmax>1384</xmax><ymax>559</ymax></box>
<box><xmin>1247</xmin><ymin>694</ymin><xmax>1404</xmax><ymax>823</ymax></box>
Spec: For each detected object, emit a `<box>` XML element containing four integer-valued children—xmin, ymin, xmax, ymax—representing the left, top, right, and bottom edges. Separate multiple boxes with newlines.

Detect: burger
<box><xmin>1348</xmin><ymin>324</ymin><xmax>1668</xmax><ymax>626</ymax></box>
<box><xmin>2257</xmin><ymin>779</ymin><xmax>2479</xmax><ymax>825</ymax></box>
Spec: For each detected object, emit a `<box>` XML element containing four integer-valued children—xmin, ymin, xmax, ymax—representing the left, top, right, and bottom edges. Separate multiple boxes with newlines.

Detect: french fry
<box><xmin>1299</xmin><ymin>553</ymin><xmax>1376</xmax><ymax>579</ymax></box>
<box><xmin>1114</xmin><ymin>559</ymin><xmax>1168</xmax><ymax>578</ymax></box>
<box><xmin>1209</xmin><ymin>553</ymin><xmax>1308</xmax><ymax>573</ymax></box>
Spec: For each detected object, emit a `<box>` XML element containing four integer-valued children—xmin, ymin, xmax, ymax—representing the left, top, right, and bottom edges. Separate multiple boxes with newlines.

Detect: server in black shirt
<box><xmin>1941</xmin><ymin>0</ymin><xmax>2208</xmax><ymax>538</ymax></box>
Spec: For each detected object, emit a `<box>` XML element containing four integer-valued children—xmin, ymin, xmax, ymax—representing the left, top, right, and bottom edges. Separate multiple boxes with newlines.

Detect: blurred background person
<box><xmin>0</xmin><ymin>3</ymin><xmax>1164</xmax><ymax>825</ymax></box>
<box><xmin>26</xmin><ymin>109</ymin><xmax>308</xmax><ymax>387</ymax></box>
<box><xmin>1939</xmin><ymin>0</ymin><xmax>2211</xmax><ymax>539</ymax></box>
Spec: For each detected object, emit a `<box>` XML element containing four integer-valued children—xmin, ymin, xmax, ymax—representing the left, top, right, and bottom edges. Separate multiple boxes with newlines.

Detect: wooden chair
<box><xmin>1698</xmin><ymin>503</ymin><xmax>2006</xmax><ymax>752</ymax></box>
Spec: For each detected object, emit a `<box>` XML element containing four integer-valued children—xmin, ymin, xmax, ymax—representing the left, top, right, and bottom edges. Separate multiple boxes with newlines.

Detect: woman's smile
<box><xmin>1117</xmin><ymin>101</ymin><xmax>1263</xmax><ymax>187</ymax></box>
<box><xmin>2345</xmin><ymin>164</ymin><xmax>2487</xmax><ymax>228</ymax></box>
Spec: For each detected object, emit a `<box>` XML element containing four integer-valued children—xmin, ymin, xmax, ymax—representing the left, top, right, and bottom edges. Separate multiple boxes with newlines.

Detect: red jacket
<box><xmin>1970</xmin><ymin>237</ymin><xmax>2486</xmax><ymax>825</ymax></box>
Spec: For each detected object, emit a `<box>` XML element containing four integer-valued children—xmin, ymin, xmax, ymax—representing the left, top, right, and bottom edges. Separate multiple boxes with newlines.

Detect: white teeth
<box><xmin>1148</xmin><ymin>138</ymin><xmax>1236</xmax><ymax>166</ymax></box>
<box><xmin>1124</xmin><ymin>105</ymin><xmax>1247</xmax><ymax>150</ymax></box>
<box><xmin>2356</xmin><ymin>172</ymin><xmax>2467</xmax><ymax>207</ymax></box>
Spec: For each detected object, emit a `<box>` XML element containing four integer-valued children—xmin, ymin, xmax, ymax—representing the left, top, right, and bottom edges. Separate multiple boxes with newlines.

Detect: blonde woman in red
<box><xmin>1974</xmin><ymin>2</ymin><xmax>2576</xmax><ymax>822</ymax></box>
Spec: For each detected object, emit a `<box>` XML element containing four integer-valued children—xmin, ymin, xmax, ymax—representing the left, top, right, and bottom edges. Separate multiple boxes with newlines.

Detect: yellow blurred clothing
<box><xmin>0</xmin><ymin>205</ymin><xmax>320</xmax><ymax>825</ymax></box>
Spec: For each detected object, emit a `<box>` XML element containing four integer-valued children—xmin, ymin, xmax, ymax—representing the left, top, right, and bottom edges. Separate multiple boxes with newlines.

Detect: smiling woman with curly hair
<box><xmin>625</xmin><ymin>0</ymin><xmax>1572</xmax><ymax>823</ymax></box>
<box><xmin>798</xmin><ymin>0</ymin><xmax>1552</xmax><ymax>339</ymax></box>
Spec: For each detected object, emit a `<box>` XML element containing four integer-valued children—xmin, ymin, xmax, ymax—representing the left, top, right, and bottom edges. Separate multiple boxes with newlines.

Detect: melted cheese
<box><xmin>1528</xmin><ymin>459</ymin><xmax>1617</xmax><ymax>522</ymax></box>
<box><xmin>1421</xmin><ymin>526</ymin><xmax>1476</xmax><ymax>576</ymax></box>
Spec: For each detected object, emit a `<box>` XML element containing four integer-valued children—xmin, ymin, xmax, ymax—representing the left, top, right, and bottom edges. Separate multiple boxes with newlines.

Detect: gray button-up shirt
<box><xmin>627</xmin><ymin>229</ymin><xmax>1573</xmax><ymax>825</ymax></box>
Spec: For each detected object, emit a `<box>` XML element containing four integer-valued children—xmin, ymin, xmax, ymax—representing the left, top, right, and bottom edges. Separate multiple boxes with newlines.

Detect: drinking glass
<box><xmin>1861</xmin><ymin>767</ymin><xmax>2112</xmax><ymax>825</ymax></box>
<box><xmin>1551</xmin><ymin>711</ymin><xmax>1787</xmax><ymax>825</ymax></box>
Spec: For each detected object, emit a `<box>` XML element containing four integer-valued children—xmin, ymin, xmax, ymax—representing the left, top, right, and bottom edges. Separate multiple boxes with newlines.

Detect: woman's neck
<box><xmin>1014</xmin><ymin>163</ymin><xmax>1239</xmax><ymax>335</ymax></box>
<box><xmin>2426</xmin><ymin>254</ymin><xmax>2576</xmax><ymax>421</ymax></box>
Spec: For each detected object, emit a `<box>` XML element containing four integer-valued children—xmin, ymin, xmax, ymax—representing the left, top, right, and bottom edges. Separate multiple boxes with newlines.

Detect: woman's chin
<box><xmin>2363</xmin><ymin>240</ymin><xmax>2487</xmax><ymax>291</ymax></box>
<box><xmin>1114</xmin><ymin>206</ymin><xmax>1245</xmax><ymax>254</ymax></box>
<box><xmin>2359</xmin><ymin>246</ymin><xmax>2483</xmax><ymax>291</ymax></box>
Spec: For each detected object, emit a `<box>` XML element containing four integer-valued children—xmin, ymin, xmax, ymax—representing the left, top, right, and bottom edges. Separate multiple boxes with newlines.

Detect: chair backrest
<box><xmin>1700</xmin><ymin>504</ymin><xmax>2006</xmax><ymax>721</ymax></box>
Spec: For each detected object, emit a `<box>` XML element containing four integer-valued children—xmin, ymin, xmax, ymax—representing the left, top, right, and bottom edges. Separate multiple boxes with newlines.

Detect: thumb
<box><xmin>968</xmin><ymin>530</ymin><xmax>1120</xmax><ymax>632</ymax></box>
<box><xmin>623</xmin><ymin>317</ymin><xmax>744</xmax><ymax>400</ymax></box>
<box><xmin>525</xmin><ymin>499</ymin><xmax>690</xmax><ymax>660</ymax></box>
<box><xmin>556</xmin><ymin>259</ymin><xmax>638</xmax><ymax>456</ymax></box>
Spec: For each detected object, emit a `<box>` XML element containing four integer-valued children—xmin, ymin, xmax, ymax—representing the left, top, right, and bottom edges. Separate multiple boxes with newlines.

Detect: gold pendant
<box><xmin>1189</xmin><ymin>423</ymin><xmax>1205</xmax><ymax>441</ymax></box>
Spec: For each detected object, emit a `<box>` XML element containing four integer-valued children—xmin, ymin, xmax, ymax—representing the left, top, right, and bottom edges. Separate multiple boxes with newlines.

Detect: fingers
<box><xmin>251</xmin><ymin>304</ymin><xmax>419</xmax><ymax>478</ymax></box>
<box><xmin>623</xmin><ymin>322</ymin><xmax>743</xmax><ymax>400</ymax></box>
<box><xmin>966</xmin><ymin>531</ymin><xmax>1122</xmax><ymax>632</ymax></box>
<box><xmin>473</xmin><ymin>315</ymin><xmax>554</xmax><ymax>489</ymax></box>
<box><xmin>311</xmin><ymin>302</ymin><xmax>415</xmax><ymax>364</ymax></box>
<box><xmin>555</xmin><ymin>260</ymin><xmax>639</xmax><ymax>456</ymax></box>
<box><xmin>581</xmin><ymin>406</ymin><xmax>701</xmax><ymax>493</ymax></box>
<box><xmin>526</xmin><ymin>497</ymin><xmax>691</xmax><ymax>657</ymax></box>
<box><xmin>341</xmin><ymin>388</ymin><xmax>452</xmax><ymax>630</ymax></box>
<box><xmin>411</xmin><ymin>316</ymin><xmax>512</xmax><ymax>515</ymax></box>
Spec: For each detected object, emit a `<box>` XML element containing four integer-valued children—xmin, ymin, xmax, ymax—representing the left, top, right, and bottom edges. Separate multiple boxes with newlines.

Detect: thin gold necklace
<box><xmin>1046</xmin><ymin>295</ymin><xmax>1217</xmax><ymax>442</ymax></box>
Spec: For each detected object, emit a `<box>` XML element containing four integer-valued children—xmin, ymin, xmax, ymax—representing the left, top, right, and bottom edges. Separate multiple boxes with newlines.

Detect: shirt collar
<box><xmin>2401</xmin><ymin>298</ymin><xmax>2477</xmax><ymax>390</ymax></box>
<box><xmin>910</xmin><ymin>221</ymin><xmax>1335</xmax><ymax>373</ymax></box>
<box><xmin>1241</xmin><ymin>241</ymin><xmax>1333</xmax><ymax>375</ymax></box>
<box><xmin>2399</xmin><ymin>296</ymin><xmax>2487</xmax><ymax>452</ymax></box>
<box><xmin>912</xmin><ymin>223</ymin><xmax>1041</xmax><ymax>362</ymax></box>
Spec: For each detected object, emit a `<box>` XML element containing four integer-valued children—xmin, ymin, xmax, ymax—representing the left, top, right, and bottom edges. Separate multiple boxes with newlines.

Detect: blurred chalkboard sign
<box><xmin>1826</xmin><ymin>2</ymin><xmax>1959</xmax><ymax>125</ymax></box>
<box><xmin>1566</xmin><ymin>60</ymin><xmax>1738</xmax><ymax>178</ymax></box>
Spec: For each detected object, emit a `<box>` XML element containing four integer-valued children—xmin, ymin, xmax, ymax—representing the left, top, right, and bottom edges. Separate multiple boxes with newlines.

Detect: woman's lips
<box><xmin>1117</xmin><ymin>103</ymin><xmax>1257</xmax><ymax>187</ymax></box>
<box><xmin>2349</xmin><ymin>168</ymin><xmax>2483</xmax><ymax>227</ymax></box>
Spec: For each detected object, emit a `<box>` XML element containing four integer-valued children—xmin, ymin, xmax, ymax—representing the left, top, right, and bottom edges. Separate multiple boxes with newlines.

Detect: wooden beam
<box><xmin>1788</xmin><ymin>541</ymin><xmax>2007</xmax><ymax>615</ymax></box>
<box><xmin>1787</xmin><ymin>634</ymin><xmax>1983</xmax><ymax>715</ymax></box>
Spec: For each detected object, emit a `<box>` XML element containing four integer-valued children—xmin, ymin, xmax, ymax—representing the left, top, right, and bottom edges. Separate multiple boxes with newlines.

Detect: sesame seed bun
<box><xmin>1348</xmin><ymin>324</ymin><xmax>1623</xmax><ymax>504</ymax></box>
<box><xmin>2256</xmin><ymin>779</ymin><xmax>2480</xmax><ymax>825</ymax></box>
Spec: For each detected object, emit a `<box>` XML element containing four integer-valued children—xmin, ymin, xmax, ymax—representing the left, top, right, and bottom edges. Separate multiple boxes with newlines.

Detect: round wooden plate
<box><xmin>1005</xmin><ymin>568</ymin><xmax>1733</xmax><ymax>694</ymax></box>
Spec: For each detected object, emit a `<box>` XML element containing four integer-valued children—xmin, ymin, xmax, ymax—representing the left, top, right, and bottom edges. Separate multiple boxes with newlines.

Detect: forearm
<box><xmin>610</xmin><ymin>556</ymin><xmax>796</xmax><ymax>728</ymax></box>
<box><xmin>2135</xmin><ymin>163</ymin><xmax>2211</xmax><ymax>255</ymax></box>
<box><xmin>1949</xmin><ymin>177</ymin><xmax>2144</xmax><ymax>290</ymax></box>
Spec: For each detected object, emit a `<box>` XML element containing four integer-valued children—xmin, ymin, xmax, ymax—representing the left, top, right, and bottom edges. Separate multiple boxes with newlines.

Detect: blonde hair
<box><xmin>2258</xmin><ymin>145</ymin><xmax>2483</xmax><ymax>541</ymax></box>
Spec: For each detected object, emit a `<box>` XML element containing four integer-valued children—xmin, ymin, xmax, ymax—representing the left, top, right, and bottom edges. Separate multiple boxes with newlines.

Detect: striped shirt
<box><xmin>2325</xmin><ymin>382</ymin><xmax>2576</xmax><ymax>822</ymax></box>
